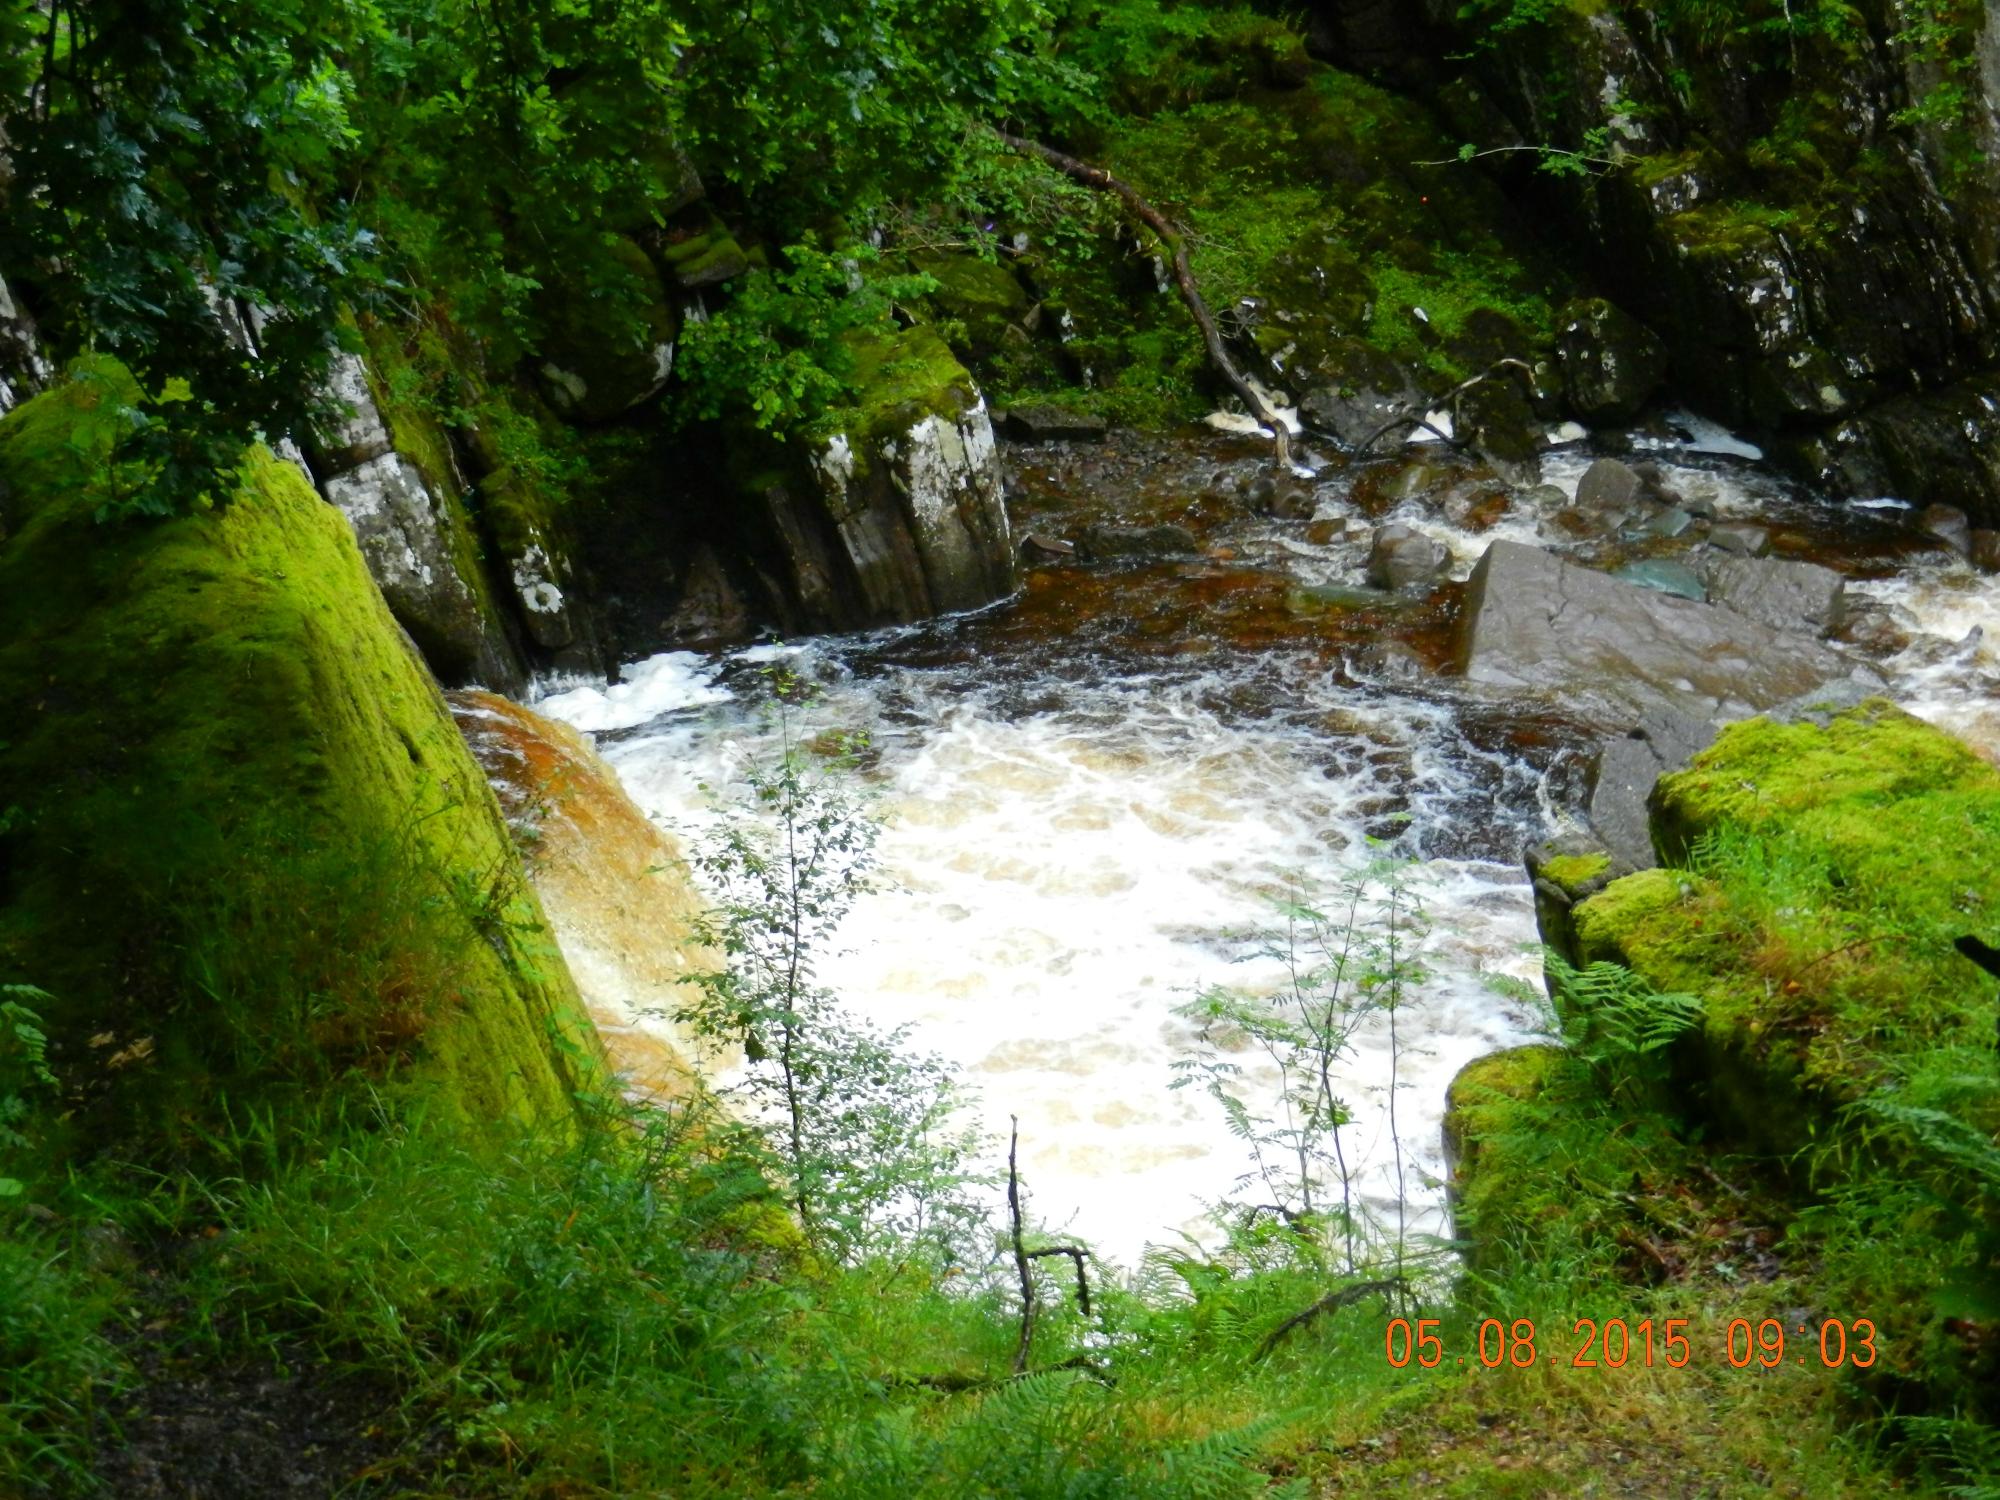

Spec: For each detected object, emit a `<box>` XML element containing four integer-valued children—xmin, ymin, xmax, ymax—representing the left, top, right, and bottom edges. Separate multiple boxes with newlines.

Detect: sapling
<box><xmin>1172</xmin><ymin>853</ymin><xmax>1432</xmax><ymax>1280</ymax></box>
<box><xmin>674</xmin><ymin>664</ymin><xmax>985</xmax><ymax>1263</ymax></box>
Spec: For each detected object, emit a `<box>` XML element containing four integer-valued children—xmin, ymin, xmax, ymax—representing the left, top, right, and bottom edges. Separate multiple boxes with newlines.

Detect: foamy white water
<box><xmin>545</xmin><ymin>644</ymin><xmax>1552</xmax><ymax>1266</ymax></box>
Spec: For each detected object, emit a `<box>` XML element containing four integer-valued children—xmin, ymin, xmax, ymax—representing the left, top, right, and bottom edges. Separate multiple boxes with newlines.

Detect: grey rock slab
<box><xmin>1455</xmin><ymin>539</ymin><xmax>1867</xmax><ymax>725</ymax></box>
<box><xmin>1702</xmin><ymin>553</ymin><xmax>1847</xmax><ymax>636</ymax></box>
<box><xmin>1585</xmin><ymin>705</ymin><xmax>1721</xmax><ymax>872</ymax></box>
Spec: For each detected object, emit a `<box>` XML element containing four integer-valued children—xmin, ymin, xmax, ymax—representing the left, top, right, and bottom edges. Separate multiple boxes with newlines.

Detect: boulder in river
<box><xmin>1078</xmin><ymin>522</ymin><xmax>1200</xmax><ymax>563</ymax></box>
<box><xmin>1973</xmin><ymin>530</ymin><xmax>2000</xmax><ymax>576</ymax></box>
<box><xmin>1708</xmin><ymin>522</ymin><xmax>1771</xmax><ymax>557</ymax></box>
<box><xmin>1921</xmin><ymin>504</ymin><xmax>1973</xmax><ymax>557</ymax></box>
<box><xmin>1574</xmin><ymin>456</ymin><xmax>1647</xmax><ymax>514</ymax></box>
<box><xmin>1585</xmin><ymin>706</ymin><xmax>1720</xmax><ymax>873</ymax></box>
<box><xmin>1555</xmin><ymin>298</ymin><xmax>1668</xmax><ymax>423</ymax></box>
<box><xmin>1454</xmin><ymin>539</ymin><xmax>1869</xmax><ymax>726</ymax></box>
<box><xmin>1294</xmin><ymin>339</ymin><xmax>1428</xmax><ymax>450</ymax></box>
<box><xmin>1365</xmin><ymin>523</ymin><xmax>1449</xmax><ymax>590</ymax></box>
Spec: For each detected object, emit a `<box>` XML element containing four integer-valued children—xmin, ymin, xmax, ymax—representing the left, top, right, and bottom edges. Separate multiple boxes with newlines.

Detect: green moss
<box><xmin>1444</xmin><ymin>1043</ymin><xmax>1694</xmax><ymax>1277</ymax></box>
<box><xmin>1536</xmin><ymin>851</ymin><xmax>1610</xmax><ymax>890</ymax></box>
<box><xmin>659</xmin><ymin>219</ymin><xmax>750</xmax><ymax>289</ymax></box>
<box><xmin>837</xmin><ymin>323</ymin><xmax>977</xmax><ymax>448</ymax></box>
<box><xmin>0</xmin><ymin>364</ymin><xmax>602</xmax><ymax>1157</ymax></box>
<box><xmin>1562</xmin><ymin>702</ymin><xmax>2000</xmax><ymax>1155</ymax></box>
<box><xmin>1656</xmin><ymin>698</ymin><xmax>1993</xmax><ymax>845</ymax></box>
<box><xmin>914</xmin><ymin>253</ymin><xmax>1031</xmax><ymax>359</ymax></box>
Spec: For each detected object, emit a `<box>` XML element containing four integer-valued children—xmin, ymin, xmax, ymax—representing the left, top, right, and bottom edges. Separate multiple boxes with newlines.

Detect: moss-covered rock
<box><xmin>1559</xmin><ymin>701</ymin><xmax>2000</xmax><ymax>1152</ymax></box>
<box><xmin>736</xmin><ymin>324</ymin><xmax>1014</xmax><ymax>629</ymax></box>
<box><xmin>1441</xmin><ymin>1043</ymin><xmax>1685</xmax><ymax>1275</ymax></box>
<box><xmin>915</xmin><ymin>254</ymin><xmax>1034</xmax><ymax>362</ymax></box>
<box><xmin>657</xmin><ymin>213</ymin><xmax>750</xmax><ymax>291</ymax></box>
<box><xmin>0</xmin><ymin>362</ymin><xmax>603</xmax><ymax>1156</ymax></box>
<box><xmin>360</xmin><ymin>316</ymin><xmax>612</xmax><ymax>675</ymax></box>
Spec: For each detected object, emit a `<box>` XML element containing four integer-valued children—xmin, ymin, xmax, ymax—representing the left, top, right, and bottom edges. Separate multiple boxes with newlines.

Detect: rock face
<box><xmin>1455</xmin><ymin>540</ymin><xmax>1863</xmax><ymax>725</ymax></box>
<box><xmin>747</xmin><ymin>326</ymin><xmax>1015</xmax><ymax>628</ymax></box>
<box><xmin>1555</xmin><ymin>298</ymin><xmax>1667</xmax><ymax>422</ymax></box>
<box><xmin>0</xmin><ymin>363</ymin><xmax>602</xmax><ymax>1144</ymax></box>
<box><xmin>305</xmin><ymin>351</ymin><xmax>527</xmax><ymax>691</ymax></box>
<box><xmin>1295</xmin><ymin>340</ymin><xmax>1428</xmax><ymax>449</ymax></box>
<box><xmin>0</xmin><ymin>274</ymin><xmax>52</xmax><ymax>415</ymax></box>
<box><xmin>534</xmin><ymin>235</ymin><xmax>679</xmax><ymax>423</ymax></box>
<box><xmin>1584</xmin><ymin>708</ymin><xmax>1720</xmax><ymax>873</ymax></box>
<box><xmin>1415</xmin><ymin>0</ymin><xmax>2000</xmax><ymax>523</ymax></box>
<box><xmin>450</xmin><ymin>691</ymin><xmax>710</xmax><ymax>1101</ymax></box>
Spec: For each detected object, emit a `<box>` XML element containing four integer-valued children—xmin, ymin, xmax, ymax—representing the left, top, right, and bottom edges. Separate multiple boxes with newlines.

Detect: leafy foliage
<box><xmin>0</xmin><ymin>987</ymin><xmax>55</xmax><ymax>1198</ymax></box>
<box><xmin>678</xmin><ymin>666</ymin><xmax>985</xmax><ymax>1261</ymax></box>
<box><xmin>1542</xmin><ymin>951</ymin><xmax>1703</xmax><ymax>1078</ymax></box>
<box><xmin>0</xmin><ymin>1</ymin><xmax>376</xmax><ymax>515</ymax></box>
<box><xmin>674</xmin><ymin>243</ymin><xmax>939</xmax><ymax>434</ymax></box>
<box><xmin>1172</xmin><ymin>858</ymin><xmax>1431</xmax><ymax>1279</ymax></box>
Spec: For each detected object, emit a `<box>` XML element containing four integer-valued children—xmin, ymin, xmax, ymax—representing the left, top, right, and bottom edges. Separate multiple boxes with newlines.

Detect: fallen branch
<box><xmin>1008</xmin><ymin>1117</ymin><xmax>1092</xmax><ymax>1372</ymax></box>
<box><xmin>1254</xmin><ymin>1277</ymin><xmax>1406</xmax><ymax>1361</ymax></box>
<box><xmin>889</xmin><ymin>1353</ymin><xmax>1112</xmax><ymax>1396</ymax></box>
<box><xmin>1412</xmin><ymin>145</ymin><xmax>1619</xmax><ymax>173</ymax></box>
<box><xmin>1355</xmin><ymin>358</ymin><xmax>1535</xmax><ymax>455</ymax></box>
<box><xmin>989</xmin><ymin>126</ymin><xmax>1294</xmax><ymax>472</ymax></box>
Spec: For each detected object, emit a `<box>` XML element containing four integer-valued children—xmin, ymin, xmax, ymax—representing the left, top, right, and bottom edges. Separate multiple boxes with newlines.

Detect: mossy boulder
<box><xmin>1441</xmin><ymin>1045</ymin><xmax>1578</xmax><ymax>1271</ymax></box>
<box><xmin>1524</xmin><ymin>835</ymin><xmax>1617</xmax><ymax>968</ymax></box>
<box><xmin>0</xmin><ymin>362</ymin><xmax>603</xmax><ymax>1156</ymax></box>
<box><xmin>1562</xmin><ymin>701</ymin><xmax>2000</xmax><ymax>1151</ymax></box>
<box><xmin>1554</xmin><ymin>297</ymin><xmax>1667</xmax><ymax>423</ymax></box>
<box><xmin>915</xmin><ymin>254</ymin><xmax>1034</xmax><ymax>363</ymax></box>
<box><xmin>657</xmin><ymin>212</ymin><xmax>750</xmax><ymax>291</ymax></box>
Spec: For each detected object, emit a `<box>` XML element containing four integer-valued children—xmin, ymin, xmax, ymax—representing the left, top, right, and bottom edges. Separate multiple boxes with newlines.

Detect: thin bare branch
<box><xmin>1255</xmin><ymin>1277</ymin><xmax>1407</xmax><ymax>1361</ymax></box>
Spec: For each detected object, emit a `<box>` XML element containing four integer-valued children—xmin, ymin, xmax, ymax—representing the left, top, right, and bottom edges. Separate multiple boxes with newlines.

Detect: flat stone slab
<box><xmin>1455</xmin><ymin>539</ymin><xmax>1866</xmax><ymax>725</ymax></box>
<box><xmin>1701</xmin><ymin>552</ymin><xmax>1846</xmax><ymax>636</ymax></box>
<box><xmin>1001</xmin><ymin>405</ymin><xmax>1109</xmax><ymax>443</ymax></box>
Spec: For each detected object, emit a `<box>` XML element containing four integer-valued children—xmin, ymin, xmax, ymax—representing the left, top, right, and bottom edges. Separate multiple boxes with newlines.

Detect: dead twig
<box><xmin>1008</xmin><ymin>1119</ymin><xmax>1093</xmax><ymax>1370</ymax></box>
<box><xmin>1009</xmin><ymin>1116</ymin><xmax>1034</xmax><ymax>1374</ymax></box>
<box><xmin>1254</xmin><ymin>1277</ymin><xmax>1407</xmax><ymax>1361</ymax></box>
<box><xmin>1355</xmin><ymin>358</ymin><xmax>1535</xmax><ymax>455</ymax></box>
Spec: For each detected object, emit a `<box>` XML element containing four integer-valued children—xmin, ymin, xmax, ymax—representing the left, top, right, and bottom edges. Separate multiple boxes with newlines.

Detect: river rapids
<box><xmin>532</xmin><ymin>421</ymin><xmax>1997</xmax><ymax>1267</ymax></box>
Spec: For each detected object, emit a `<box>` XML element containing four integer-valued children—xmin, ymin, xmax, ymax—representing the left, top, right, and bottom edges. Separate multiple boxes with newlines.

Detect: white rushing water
<box><xmin>543</xmin><ymin>642</ymin><xmax>1554</xmax><ymax>1267</ymax></box>
<box><xmin>533</xmin><ymin>431</ymin><xmax>1999</xmax><ymax>1268</ymax></box>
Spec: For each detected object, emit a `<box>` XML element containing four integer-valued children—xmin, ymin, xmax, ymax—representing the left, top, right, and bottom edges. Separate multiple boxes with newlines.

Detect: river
<box><xmin>533</xmin><ymin>420</ymin><xmax>1997</xmax><ymax>1268</ymax></box>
